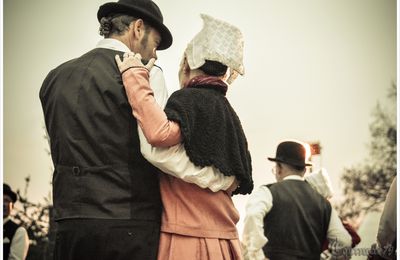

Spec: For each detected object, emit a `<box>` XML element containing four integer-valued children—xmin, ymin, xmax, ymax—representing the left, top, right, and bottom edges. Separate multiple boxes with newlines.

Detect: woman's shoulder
<box><xmin>170</xmin><ymin>86</ymin><xmax>218</xmax><ymax>101</ymax></box>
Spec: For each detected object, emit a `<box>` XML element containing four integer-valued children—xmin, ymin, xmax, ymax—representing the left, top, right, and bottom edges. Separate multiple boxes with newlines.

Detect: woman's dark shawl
<box><xmin>164</xmin><ymin>78</ymin><xmax>253</xmax><ymax>195</ymax></box>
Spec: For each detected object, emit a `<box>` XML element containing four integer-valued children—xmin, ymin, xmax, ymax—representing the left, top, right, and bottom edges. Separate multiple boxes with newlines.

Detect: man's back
<box><xmin>263</xmin><ymin>180</ymin><xmax>331</xmax><ymax>259</ymax></box>
<box><xmin>39</xmin><ymin>48</ymin><xmax>162</xmax><ymax>221</ymax></box>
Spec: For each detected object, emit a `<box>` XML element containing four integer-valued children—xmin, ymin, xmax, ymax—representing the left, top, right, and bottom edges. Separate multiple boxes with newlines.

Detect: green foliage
<box><xmin>338</xmin><ymin>84</ymin><xmax>397</xmax><ymax>220</ymax></box>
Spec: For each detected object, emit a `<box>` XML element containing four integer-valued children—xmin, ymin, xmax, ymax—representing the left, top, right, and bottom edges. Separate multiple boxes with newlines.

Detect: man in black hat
<box><xmin>39</xmin><ymin>1</ymin><xmax>234</xmax><ymax>259</ymax></box>
<box><xmin>242</xmin><ymin>140</ymin><xmax>352</xmax><ymax>260</ymax></box>
<box><xmin>3</xmin><ymin>184</ymin><xmax>29</xmax><ymax>260</ymax></box>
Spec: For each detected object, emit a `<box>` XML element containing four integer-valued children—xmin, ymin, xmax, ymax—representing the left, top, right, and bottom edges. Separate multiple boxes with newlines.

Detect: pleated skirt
<box><xmin>157</xmin><ymin>232</ymin><xmax>243</xmax><ymax>260</ymax></box>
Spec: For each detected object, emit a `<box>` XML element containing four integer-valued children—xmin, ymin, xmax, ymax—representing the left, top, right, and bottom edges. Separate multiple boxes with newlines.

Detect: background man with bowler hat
<box><xmin>40</xmin><ymin>0</ymin><xmax>234</xmax><ymax>259</ymax></box>
<box><xmin>3</xmin><ymin>183</ymin><xmax>30</xmax><ymax>260</ymax></box>
<box><xmin>242</xmin><ymin>140</ymin><xmax>352</xmax><ymax>260</ymax></box>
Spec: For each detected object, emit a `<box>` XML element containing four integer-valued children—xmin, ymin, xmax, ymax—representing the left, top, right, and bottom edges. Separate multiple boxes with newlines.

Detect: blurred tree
<box><xmin>12</xmin><ymin>176</ymin><xmax>51</xmax><ymax>259</ymax></box>
<box><xmin>337</xmin><ymin>84</ymin><xmax>397</xmax><ymax>223</ymax></box>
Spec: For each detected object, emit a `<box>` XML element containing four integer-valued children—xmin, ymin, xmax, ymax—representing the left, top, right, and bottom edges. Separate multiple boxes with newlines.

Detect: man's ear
<box><xmin>132</xmin><ymin>19</ymin><xmax>145</xmax><ymax>39</ymax></box>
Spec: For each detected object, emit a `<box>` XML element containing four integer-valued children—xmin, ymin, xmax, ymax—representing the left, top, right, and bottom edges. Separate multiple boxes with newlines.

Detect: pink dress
<box><xmin>158</xmin><ymin>175</ymin><xmax>242</xmax><ymax>260</ymax></box>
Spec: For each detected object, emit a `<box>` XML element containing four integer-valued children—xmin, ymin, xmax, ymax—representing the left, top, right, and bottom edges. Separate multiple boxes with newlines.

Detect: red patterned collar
<box><xmin>186</xmin><ymin>75</ymin><xmax>228</xmax><ymax>95</ymax></box>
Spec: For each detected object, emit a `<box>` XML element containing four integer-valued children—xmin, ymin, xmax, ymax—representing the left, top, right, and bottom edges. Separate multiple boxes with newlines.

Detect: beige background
<box><xmin>3</xmin><ymin>0</ymin><xmax>397</xmax><ymax>238</ymax></box>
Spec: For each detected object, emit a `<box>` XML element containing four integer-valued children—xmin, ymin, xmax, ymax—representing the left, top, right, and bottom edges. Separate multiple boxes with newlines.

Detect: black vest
<box><xmin>39</xmin><ymin>48</ymin><xmax>162</xmax><ymax>221</ymax></box>
<box><xmin>3</xmin><ymin>220</ymin><xmax>19</xmax><ymax>259</ymax></box>
<box><xmin>263</xmin><ymin>180</ymin><xmax>331</xmax><ymax>260</ymax></box>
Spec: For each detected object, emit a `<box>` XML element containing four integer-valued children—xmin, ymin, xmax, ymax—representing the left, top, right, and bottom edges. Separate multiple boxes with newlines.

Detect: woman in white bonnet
<box><xmin>305</xmin><ymin>168</ymin><xmax>334</xmax><ymax>200</ymax></box>
<box><xmin>115</xmin><ymin>14</ymin><xmax>253</xmax><ymax>259</ymax></box>
<box><xmin>306</xmin><ymin>168</ymin><xmax>361</xmax><ymax>252</ymax></box>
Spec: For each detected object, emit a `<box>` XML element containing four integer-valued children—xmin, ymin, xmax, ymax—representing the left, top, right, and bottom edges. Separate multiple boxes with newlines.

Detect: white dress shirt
<box><xmin>97</xmin><ymin>39</ymin><xmax>234</xmax><ymax>192</ymax></box>
<box><xmin>3</xmin><ymin>217</ymin><xmax>30</xmax><ymax>260</ymax></box>
<box><xmin>96</xmin><ymin>38</ymin><xmax>169</xmax><ymax>107</ymax></box>
<box><xmin>242</xmin><ymin>175</ymin><xmax>352</xmax><ymax>260</ymax></box>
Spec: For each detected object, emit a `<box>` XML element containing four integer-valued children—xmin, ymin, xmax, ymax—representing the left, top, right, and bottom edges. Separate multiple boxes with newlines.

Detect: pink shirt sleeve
<box><xmin>122</xmin><ymin>68</ymin><xmax>182</xmax><ymax>147</ymax></box>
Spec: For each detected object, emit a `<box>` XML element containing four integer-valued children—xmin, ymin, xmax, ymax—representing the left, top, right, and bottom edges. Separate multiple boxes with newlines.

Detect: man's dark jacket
<box><xmin>39</xmin><ymin>48</ymin><xmax>162</xmax><ymax>221</ymax></box>
<box><xmin>3</xmin><ymin>219</ymin><xmax>20</xmax><ymax>259</ymax></box>
<box><xmin>263</xmin><ymin>180</ymin><xmax>332</xmax><ymax>260</ymax></box>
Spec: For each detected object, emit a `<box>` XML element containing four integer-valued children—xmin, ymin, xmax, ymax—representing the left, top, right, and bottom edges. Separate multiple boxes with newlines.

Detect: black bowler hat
<box><xmin>97</xmin><ymin>0</ymin><xmax>173</xmax><ymax>50</ymax></box>
<box><xmin>268</xmin><ymin>141</ymin><xmax>312</xmax><ymax>168</ymax></box>
<box><xmin>3</xmin><ymin>184</ymin><xmax>17</xmax><ymax>203</ymax></box>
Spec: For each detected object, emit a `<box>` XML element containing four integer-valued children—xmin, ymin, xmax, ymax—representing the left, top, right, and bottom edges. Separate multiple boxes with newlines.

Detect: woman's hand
<box><xmin>115</xmin><ymin>51</ymin><xmax>156</xmax><ymax>74</ymax></box>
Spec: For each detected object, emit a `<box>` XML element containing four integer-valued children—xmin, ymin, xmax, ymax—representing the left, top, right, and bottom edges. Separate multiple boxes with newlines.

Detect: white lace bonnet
<box><xmin>184</xmin><ymin>14</ymin><xmax>245</xmax><ymax>83</ymax></box>
<box><xmin>305</xmin><ymin>168</ymin><xmax>334</xmax><ymax>199</ymax></box>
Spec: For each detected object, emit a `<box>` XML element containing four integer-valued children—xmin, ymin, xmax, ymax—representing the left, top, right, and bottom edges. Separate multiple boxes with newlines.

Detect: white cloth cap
<box><xmin>305</xmin><ymin>168</ymin><xmax>334</xmax><ymax>199</ymax></box>
<box><xmin>185</xmin><ymin>14</ymin><xmax>245</xmax><ymax>76</ymax></box>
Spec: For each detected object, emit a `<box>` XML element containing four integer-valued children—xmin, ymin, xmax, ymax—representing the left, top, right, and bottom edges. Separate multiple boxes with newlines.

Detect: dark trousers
<box><xmin>54</xmin><ymin>219</ymin><xmax>160</xmax><ymax>260</ymax></box>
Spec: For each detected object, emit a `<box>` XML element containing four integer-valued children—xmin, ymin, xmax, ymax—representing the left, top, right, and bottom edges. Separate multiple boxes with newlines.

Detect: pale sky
<box><xmin>3</xmin><ymin>0</ymin><xmax>397</xmax><ymax>237</ymax></box>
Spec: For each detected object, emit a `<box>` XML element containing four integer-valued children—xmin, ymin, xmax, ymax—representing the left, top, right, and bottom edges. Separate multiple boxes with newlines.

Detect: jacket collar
<box><xmin>96</xmin><ymin>38</ymin><xmax>130</xmax><ymax>52</ymax></box>
<box><xmin>283</xmin><ymin>175</ymin><xmax>304</xmax><ymax>181</ymax></box>
<box><xmin>3</xmin><ymin>216</ymin><xmax>11</xmax><ymax>225</ymax></box>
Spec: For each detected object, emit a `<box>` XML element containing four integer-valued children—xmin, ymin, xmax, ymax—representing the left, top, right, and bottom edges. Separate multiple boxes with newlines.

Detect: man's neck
<box><xmin>111</xmin><ymin>35</ymin><xmax>132</xmax><ymax>51</ymax></box>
